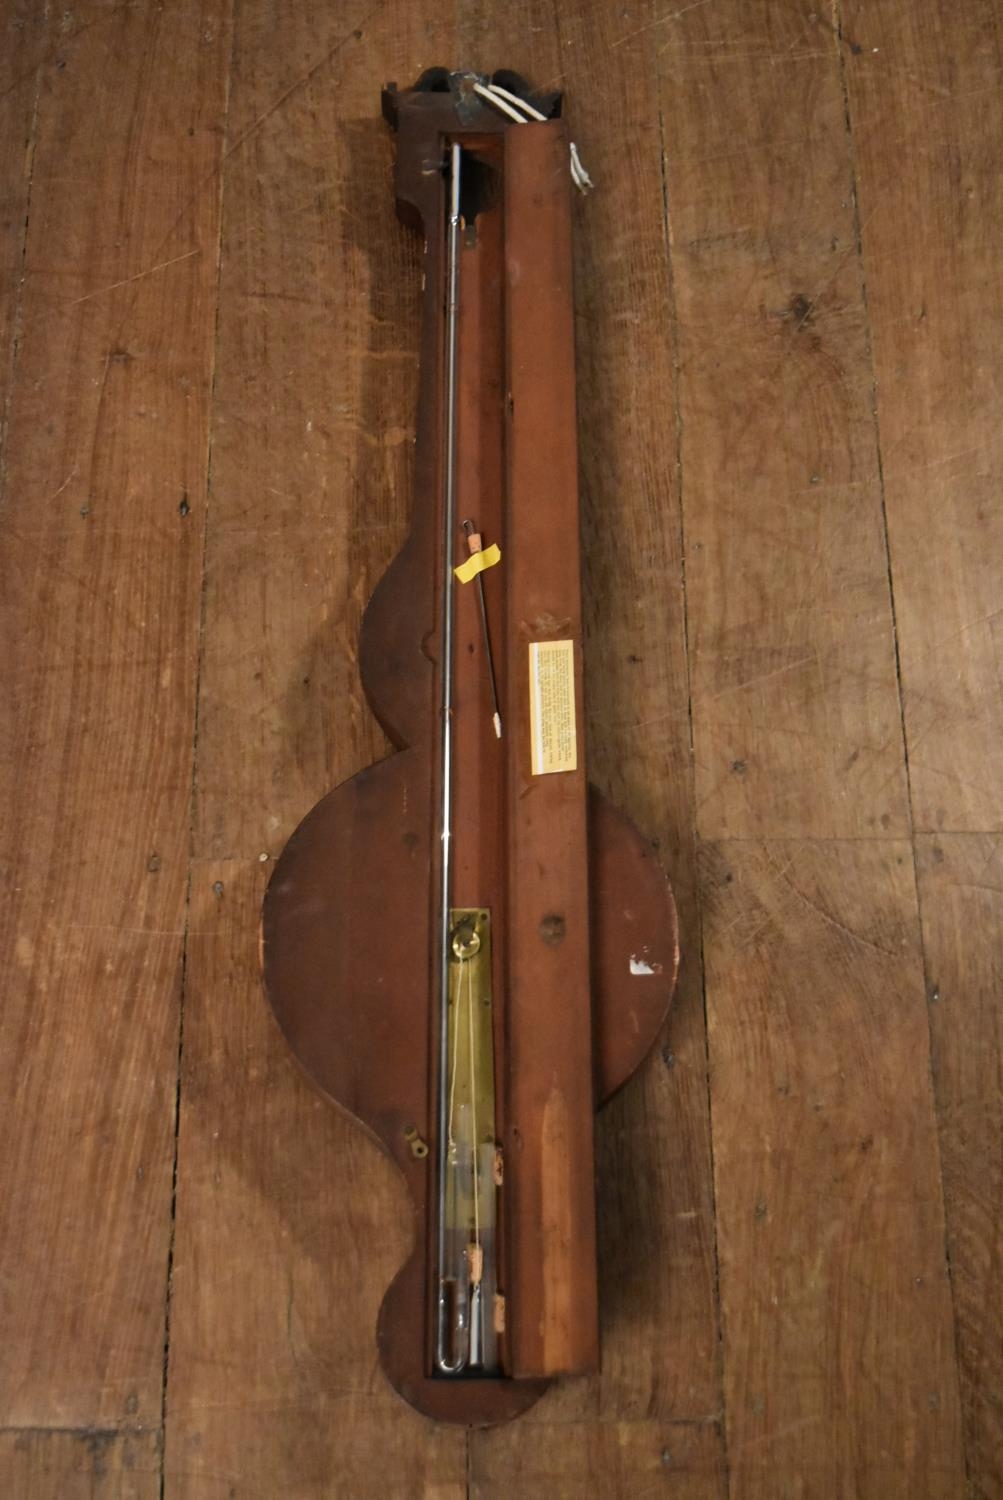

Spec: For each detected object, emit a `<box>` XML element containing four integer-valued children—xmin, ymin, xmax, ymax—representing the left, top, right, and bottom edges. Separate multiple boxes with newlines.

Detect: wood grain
<box><xmin>503</xmin><ymin>122</ymin><xmax>597</xmax><ymax>1379</ymax></box>
<box><xmin>654</xmin><ymin>0</ymin><xmax>909</xmax><ymax>841</ymax></box>
<box><xmin>701</xmin><ymin>838</ymin><xmax>966</xmax><ymax>1497</ymax></box>
<box><xmin>164</xmin><ymin>860</ymin><xmax>465</xmax><ymax>1498</ymax></box>
<box><xmin>192</xmin><ymin>7</ymin><xmax>432</xmax><ymax>859</ymax></box>
<box><xmin>164</xmin><ymin>1</ymin><xmax>468</xmax><ymax>1491</ymax></box>
<box><xmin>917</xmin><ymin>834</ymin><xmax>1003</xmax><ymax>1498</ymax></box>
<box><xmin>2</xmin><ymin>1</ymin><xmax>1000</xmax><ymax>1494</ymax></box>
<box><xmin>458</xmin><ymin>0</ymin><xmax>725</xmax><ymax>1452</ymax></box>
<box><xmin>470</xmin><ymin>1417</ymin><xmax>726</xmax><ymax>1500</ymax></box>
<box><xmin>841</xmin><ymin>0</ymin><xmax>1003</xmax><ymax>834</ymax></box>
<box><xmin>0</xmin><ymin>1429</ymin><xmax>160</xmax><ymax>1500</ymax></box>
<box><xmin>0</xmin><ymin>6</ymin><xmax>46</xmax><ymax>438</ymax></box>
<box><xmin>0</xmin><ymin>0</ymin><xmax>229</xmax><ymax>1430</ymax></box>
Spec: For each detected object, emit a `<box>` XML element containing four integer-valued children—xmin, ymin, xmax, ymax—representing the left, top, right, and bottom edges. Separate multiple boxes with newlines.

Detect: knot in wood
<box><xmin>539</xmin><ymin>912</ymin><xmax>566</xmax><ymax>946</ymax></box>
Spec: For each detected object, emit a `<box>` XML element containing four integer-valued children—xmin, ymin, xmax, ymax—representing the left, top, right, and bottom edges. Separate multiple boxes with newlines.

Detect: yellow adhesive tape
<box><xmin>454</xmin><ymin>542</ymin><xmax>501</xmax><ymax>585</ymax></box>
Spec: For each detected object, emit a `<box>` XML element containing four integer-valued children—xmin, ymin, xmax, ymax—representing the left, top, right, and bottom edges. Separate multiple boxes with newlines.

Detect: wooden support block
<box><xmin>457</xmin><ymin>0</ymin><xmax>724</xmax><ymax>1440</ymax></box>
<box><xmin>503</xmin><ymin>121</ymin><xmax>598</xmax><ymax>1379</ymax></box>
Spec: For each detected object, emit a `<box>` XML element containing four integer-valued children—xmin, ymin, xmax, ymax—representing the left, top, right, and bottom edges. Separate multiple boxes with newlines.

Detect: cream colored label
<box><xmin>528</xmin><ymin>639</ymin><xmax>578</xmax><ymax>775</ymax></box>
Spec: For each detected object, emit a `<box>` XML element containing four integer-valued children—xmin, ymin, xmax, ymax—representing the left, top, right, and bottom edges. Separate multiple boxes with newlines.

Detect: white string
<box><xmin>472</xmin><ymin>81</ymin><xmax>525</xmax><ymax>123</ymax></box>
<box><xmin>483</xmin><ymin>80</ymin><xmax>548</xmax><ymax>122</ymax></box>
<box><xmin>472</xmin><ymin>79</ymin><xmax>594</xmax><ymax>194</ymax></box>
<box><xmin>569</xmin><ymin>141</ymin><xmax>594</xmax><ymax>193</ymax></box>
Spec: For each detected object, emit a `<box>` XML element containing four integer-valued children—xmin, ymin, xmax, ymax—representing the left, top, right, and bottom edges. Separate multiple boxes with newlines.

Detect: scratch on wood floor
<box><xmin>46</xmin><ymin>469</ymin><xmax>77</xmax><ymax>503</ymax></box>
<box><xmin>0</xmin><ymin>2</ymin><xmax>146</xmax><ymax>110</ymax></box>
<box><xmin>67</xmin><ymin>249</ymin><xmax>201</xmax><ymax>307</ymax></box>
<box><xmin>922</xmin><ymin>607</ymin><xmax>1003</xmax><ymax>655</ymax></box>
<box><xmin>880</xmin><ymin>431</ymin><xmax>1003</xmax><ymax>477</ymax></box>
<box><xmin>769</xmin><ymin>200</ymin><xmax>886</xmax><ymax>357</ymax></box>
<box><xmin>658</xmin><ymin>43</ymin><xmax>828</xmax><ymax>65</ymax></box>
<box><xmin>7</xmin><ymin>527</ymin><xmax>149</xmax><ymax>639</ymax></box>
<box><xmin>612</xmin><ymin>0</ymin><xmax>717</xmax><ymax>48</ymax></box>
<box><xmin>727</xmin><ymin>1413</ymin><xmax>825</xmax><ymax>1453</ymax></box>
<box><xmin>221</xmin><ymin>3</ymin><xmax>384</xmax><ymax>166</ymax></box>
<box><xmin>910</xmin><ymin>761</ymin><xmax>999</xmax><ymax>806</ymax></box>
<box><xmin>767</xmin><ymin>854</ymin><xmax>900</xmax><ymax>960</ymax></box>
<box><xmin>600</xmin><ymin>705</ymin><xmax>691</xmax><ymax>734</ymax></box>
<box><xmin>707</xmin><ymin>652</ymin><xmax>819</xmax><ymax>700</ymax></box>
<box><xmin>980</xmin><ymin>836</ymin><xmax>1003</xmax><ymax>869</ymax></box>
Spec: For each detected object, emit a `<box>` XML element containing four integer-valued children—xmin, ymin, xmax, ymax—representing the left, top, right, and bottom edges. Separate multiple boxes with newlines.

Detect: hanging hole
<box><xmin>457</xmin><ymin>149</ymin><xmax>500</xmax><ymax>230</ymax></box>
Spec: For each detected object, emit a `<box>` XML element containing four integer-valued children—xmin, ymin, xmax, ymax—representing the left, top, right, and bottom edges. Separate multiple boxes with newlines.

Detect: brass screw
<box><xmin>451</xmin><ymin>919</ymin><xmax>481</xmax><ymax>960</ymax></box>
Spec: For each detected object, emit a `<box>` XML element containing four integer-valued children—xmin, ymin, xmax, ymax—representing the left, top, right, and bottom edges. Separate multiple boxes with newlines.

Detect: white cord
<box><xmin>483</xmin><ymin>80</ymin><xmax>548</xmax><ymax>123</ymax></box>
<box><xmin>472</xmin><ymin>79</ymin><xmax>594</xmax><ymax>194</ymax></box>
<box><xmin>569</xmin><ymin>141</ymin><xmax>594</xmax><ymax>193</ymax></box>
<box><xmin>472</xmin><ymin>81</ymin><xmax>526</xmax><ymax>123</ymax></box>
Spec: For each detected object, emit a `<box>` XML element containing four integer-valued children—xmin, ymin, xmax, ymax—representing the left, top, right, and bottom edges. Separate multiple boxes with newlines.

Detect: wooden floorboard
<box><xmin>163</xmin><ymin>860</ymin><xmax>465</xmax><ymax>1499</ymax></box>
<box><xmin>0</xmin><ymin>6</ymin><xmax>46</xmax><ymax>444</ymax></box>
<box><xmin>0</xmin><ymin>1429</ymin><xmax>160</xmax><ymax>1500</ymax></box>
<box><xmin>470</xmin><ymin>1419</ymin><xmax>726</xmax><ymax>1499</ymax></box>
<box><xmin>844</xmin><ymin>1</ymin><xmax>1003</xmax><ymax>1490</ymax></box>
<box><xmin>657</xmin><ymin>0</ymin><xmax>910</xmax><ymax>843</ymax></box>
<box><xmin>916</xmin><ymin>834</ymin><xmax>1003</xmax><ymax>1499</ymax></box>
<box><xmin>1</xmin><ymin>1</ymin><xmax>999</xmax><ymax>1496</ymax></box>
<box><xmin>841</xmin><ymin>0</ymin><xmax>1003</xmax><ymax>835</ymax></box>
<box><xmin>700</xmin><ymin>838</ymin><xmax>966</xmax><ymax>1496</ymax></box>
<box><xmin>0</xmin><ymin>0</ymin><xmax>229</xmax><ymax>1436</ymax></box>
<box><xmin>163</xmin><ymin>4</ymin><xmax>469</xmax><ymax>1494</ymax></box>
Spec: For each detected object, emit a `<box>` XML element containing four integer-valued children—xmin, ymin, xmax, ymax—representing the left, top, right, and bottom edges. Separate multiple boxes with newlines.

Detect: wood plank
<box><xmin>916</xmin><ymin>834</ymin><xmax>1003</xmax><ymax>1496</ymax></box>
<box><xmin>701</xmin><ymin>838</ymin><xmax>965</xmax><ymax>1496</ymax></box>
<box><xmin>470</xmin><ymin>1418</ymin><xmax>725</xmax><ymax>1500</ymax></box>
<box><xmin>0</xmin><ymin>0</ymin><xmax>230</xmax><ymax>1429</ymax></box>
<box><xmin>457</xmin><ymin>0</ymin><xmax>724</xmax><ymax>1441</ymax></box>
<box><xmin>653</xmin><ymin>0</ymin><xmax>909</xmax><ymax>840</ymax></box>
<box><xmin>0</xmin><ymin>6</ymin><xmax>47</xmax><ymax>434</ymax></box>
<box><xmin>841</xmin><ymin>0</ymin><xmax>1003</xmax><ymax>832</ymax></box>
<box><xmin>4</xmin><ymin>2</ymin><xmax>1000</xmax><ymax>1493</ymax></box>
<box><xmin>503</xmin><ymin>121</ymin><xmax>598</xmax><ymax>1380</ymax></box>
<box><xmin>165</xmin><ymin>4</ymin><xmax>468</xmax><ymax>1491</ymax></box>
<box><xmin>0</xmin><ymin>1429</ymin><xmax>160</xmax><ymax>1500</ymax></box>
<box><xmin>192</xmin><ymin>10</ymin><xmax>436</xmax><ymax>858</ymax></box>
<box><xmin>163</xmin><ymin>861</ymin><xmax>465</xmax><ymax>1500</ymax></box>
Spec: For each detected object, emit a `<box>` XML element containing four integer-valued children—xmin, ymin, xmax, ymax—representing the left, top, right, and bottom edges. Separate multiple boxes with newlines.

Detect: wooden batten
<box><xmin>502</xmin><ymin>121</ymin><xmax>600</xmax><ymax>1378</ymax></box>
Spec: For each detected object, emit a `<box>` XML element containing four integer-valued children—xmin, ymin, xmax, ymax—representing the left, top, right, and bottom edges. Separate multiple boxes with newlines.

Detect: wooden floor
<box><xmin>2</xmin><ymin>0</ymin><xmax>1000</xmax><ymax>1495</ymax></box>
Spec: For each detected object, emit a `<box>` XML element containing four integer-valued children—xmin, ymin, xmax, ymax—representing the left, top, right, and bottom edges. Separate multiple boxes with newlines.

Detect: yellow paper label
<box><xmin>454</xmin><ymin>542</ymin><xmax>501</xmax><ymax>585</ymax></box>
<box><xmin>528</xmin><ymin>639</ymin><xmax>578</xmax><ymax>775</ymax></box>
